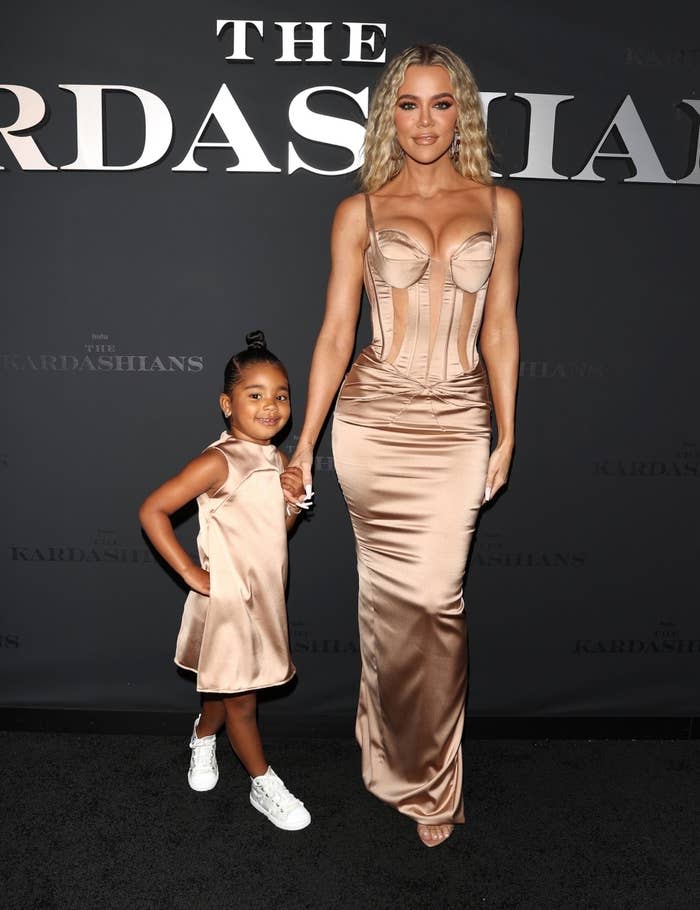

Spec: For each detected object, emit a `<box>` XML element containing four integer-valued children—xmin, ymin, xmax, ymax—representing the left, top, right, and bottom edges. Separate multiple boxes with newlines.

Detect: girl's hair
<box><xmin>223</xmin><ymin>330</ymin><xmax>285</xmax><ymax>394</ymax></box>
<box><xmin>359</xmin><ymin>44</ymin><xmax>493</xmax><ymax>193</ymax></box>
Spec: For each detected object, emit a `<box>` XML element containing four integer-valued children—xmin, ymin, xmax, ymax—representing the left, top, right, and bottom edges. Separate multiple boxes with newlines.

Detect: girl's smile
<box><xmin>220</xmin><ymin>362</ymin><xmax>291</xmax><ymax>445</ymax></box>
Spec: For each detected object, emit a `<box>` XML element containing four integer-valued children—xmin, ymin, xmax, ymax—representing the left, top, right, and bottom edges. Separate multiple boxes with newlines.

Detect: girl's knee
<box><xmin>223</xmin><ymin>693</ymin><xmax>256</xmax><ymax>721</ymax></box>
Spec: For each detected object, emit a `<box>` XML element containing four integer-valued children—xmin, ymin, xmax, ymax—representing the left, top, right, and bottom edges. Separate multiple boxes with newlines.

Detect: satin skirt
<box><xmin>332</xmin><ymin>348</ymin><xmax>491</xmax><ymax>825</ymax></box>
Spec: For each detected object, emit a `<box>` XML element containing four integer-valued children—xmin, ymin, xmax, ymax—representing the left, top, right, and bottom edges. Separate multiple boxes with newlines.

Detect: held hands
<box><xmin>483</xmin><ymin>442</ymin><xmax>513</xmax><ymax>504</ymax></box>
<box><xmin>280</xmin><ymin>465</ymin><xmax>306</xmax><ymax>503</ymax></box>
<box><xmin>280</xmin><ymin>463</ymin><xmax>314</xmax><ymax>513</ymax></box>
<box><xmin>181</xmin><ymin>565</ymin><xmax>211</xmax><ymax>596</ymax></box>
<box><xmin>282</xmin><ymin>445</ymin><xmax>315</xmax><ymax>508</ymax></box>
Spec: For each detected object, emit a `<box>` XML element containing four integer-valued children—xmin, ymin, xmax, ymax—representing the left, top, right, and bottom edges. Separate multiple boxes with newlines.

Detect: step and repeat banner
<box><xmin>2</xmin><ymin>1</ymin><xmax>698</xmax><ymax>717</ymax></box>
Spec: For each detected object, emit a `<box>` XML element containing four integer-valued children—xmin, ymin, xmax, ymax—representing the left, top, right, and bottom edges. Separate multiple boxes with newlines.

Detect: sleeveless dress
<box><xmin>331</xmin><ymin>189</ymin><xmax>497</xmax><ymax>825</ymax></box>
<box><xmin>174</xmin><ymin>433</ymin><xmax>295</xmax><ymax>693</ymax></box>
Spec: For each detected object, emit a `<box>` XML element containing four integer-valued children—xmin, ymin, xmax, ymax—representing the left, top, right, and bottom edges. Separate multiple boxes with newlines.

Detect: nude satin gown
<box><xmin>332</xmin><ymin>189</ymin><xmax>497</xmax><ymax>825</ymax></box>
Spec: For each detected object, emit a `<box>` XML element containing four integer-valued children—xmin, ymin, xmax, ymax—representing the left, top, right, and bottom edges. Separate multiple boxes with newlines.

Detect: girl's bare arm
<box><xmin>138</xmin><ymin>450</ymin><xmax>227</xmax><ymax>595</ymax></box>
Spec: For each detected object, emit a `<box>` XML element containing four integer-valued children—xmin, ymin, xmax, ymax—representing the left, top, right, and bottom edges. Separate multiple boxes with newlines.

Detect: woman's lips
<box><xmin>413</xmin><ymin>134</ymin><xmax>438</xmax><ymax>145</ymax></box>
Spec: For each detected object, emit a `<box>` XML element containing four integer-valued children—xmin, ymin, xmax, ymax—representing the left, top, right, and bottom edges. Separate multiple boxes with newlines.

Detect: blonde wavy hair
<box><xmin>359</xmin><ymin>44</ymin><xmax>493</xmax><ymax>192</ymax></box>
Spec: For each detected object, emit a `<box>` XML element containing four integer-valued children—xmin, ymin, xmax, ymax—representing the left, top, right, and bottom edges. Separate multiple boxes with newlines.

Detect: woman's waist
<box><xmin>341</xmin><ymin>346</ymin><xmax>489</xmax><ymax>398</ymax></box>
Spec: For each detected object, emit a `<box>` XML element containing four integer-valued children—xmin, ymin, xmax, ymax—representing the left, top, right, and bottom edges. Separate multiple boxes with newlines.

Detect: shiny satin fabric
<box><xmin>175</xmin><ymin>434</ymin><xmax>295</xmax><ymax>693</ymax></box>
<box><xmin>332</xmin><ymin>190</ymin><xmax>497</xmax><ymax>825</ymax></box>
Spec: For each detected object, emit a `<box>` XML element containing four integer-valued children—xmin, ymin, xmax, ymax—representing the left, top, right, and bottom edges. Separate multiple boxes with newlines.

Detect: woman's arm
<box><xmin>479</xmin><ymin>186</ymin><xmax>523</xmax><ymax>501</ymax></box>
<box><xmin>138</xmin><ymin>450</ymin><xmax>227</xmax><ymax>595</ymax></box>
<box><xmin>286</xmin><ymin>194</ymin><xmax>367</xmax><ymax>496</ymax></box>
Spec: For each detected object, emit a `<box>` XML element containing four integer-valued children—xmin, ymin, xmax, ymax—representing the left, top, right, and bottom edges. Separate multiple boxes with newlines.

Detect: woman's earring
<box><xmin>390</xmin><ymin>137</ymin><xmax>404</xmax><ymax>162</ymax></box>
<box><xmin>449</xmin><ymin>130</ymin><xmax>461</xmax><ymax>161</ymax></box>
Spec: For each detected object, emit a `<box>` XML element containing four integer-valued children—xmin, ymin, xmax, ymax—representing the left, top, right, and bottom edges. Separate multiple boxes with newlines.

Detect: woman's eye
<box><xmin>398</xmin><ymin>101</ymin><xmax>416</xmax><ymax>110</ymax></box>
<box><xmin>435</xmin><ymin>101</ymin><xmax>453</xmax><ymax>110</ymax></box>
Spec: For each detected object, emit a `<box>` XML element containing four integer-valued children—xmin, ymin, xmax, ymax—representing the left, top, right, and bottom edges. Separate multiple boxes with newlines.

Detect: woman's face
<box><xmin>393</xmin><ymin>64</ymin><xmax>458</xmax><ymax>165</ymax></box>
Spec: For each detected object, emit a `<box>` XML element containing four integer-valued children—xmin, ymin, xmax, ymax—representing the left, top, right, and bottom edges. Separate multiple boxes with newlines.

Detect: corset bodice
<box><xmin>363</xmin><ymin>189</ymin><xmax>498</xmax><ymax>381</ymax></box>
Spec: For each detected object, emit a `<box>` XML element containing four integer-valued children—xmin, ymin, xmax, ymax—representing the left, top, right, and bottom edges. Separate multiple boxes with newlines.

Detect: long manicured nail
<box><xmin>484</xmin><ymin>485</ymin><xmax>492</xmax><ymax>501</ymax></box>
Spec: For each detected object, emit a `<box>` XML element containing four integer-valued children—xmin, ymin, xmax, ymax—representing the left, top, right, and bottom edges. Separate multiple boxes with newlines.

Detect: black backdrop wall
<box><xmin>2</xmin><ymin>1</ymin><xmax>698</xmax><ymax>718</ymax></box>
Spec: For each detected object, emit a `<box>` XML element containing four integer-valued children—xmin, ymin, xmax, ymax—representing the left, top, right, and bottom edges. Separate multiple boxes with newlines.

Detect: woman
<box><xmin>287</xmin><ymin>44</ymin><xmax>522</xmax><ymax>847</ymax></box>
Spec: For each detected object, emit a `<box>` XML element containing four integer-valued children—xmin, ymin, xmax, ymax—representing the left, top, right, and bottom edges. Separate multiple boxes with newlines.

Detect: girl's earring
<box><xmin>390</xmin><ymin>137</ymin><xmax>404</xmax><ymax>162</ymax></box>
<box><xmin>449</xmin><ymin>130</ymin><xmax>461</xmax><ymax>161</ymax></box>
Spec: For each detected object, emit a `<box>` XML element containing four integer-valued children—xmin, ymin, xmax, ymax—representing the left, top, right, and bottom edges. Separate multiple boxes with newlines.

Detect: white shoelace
<box><xmin>258</xmin><ymin>776</ymin><xmax>300</xmax><ymax>813</ymax></box>
<box><xmin>191</xmin><ymin>738</ymin><xmax>215</xmax><ymax>769</ymax></box>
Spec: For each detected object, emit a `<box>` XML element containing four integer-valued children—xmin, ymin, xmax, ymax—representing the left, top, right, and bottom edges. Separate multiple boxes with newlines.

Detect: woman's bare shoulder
<box><xmin>333</xmin><ymin>192</ymin><xmax>366</xmax><ymax>221</ymax></box>
<box><xmin>494</xmin><ymin>184</ymin><xmax>522</xmax><ymax>215</ymax></box>
<box><xmin>331</xmin><ymin>193</ymin><xmax>368</xmax><ymax>243</ymax></box>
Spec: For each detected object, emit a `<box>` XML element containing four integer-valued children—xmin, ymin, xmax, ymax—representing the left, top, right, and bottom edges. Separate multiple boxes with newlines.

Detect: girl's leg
<box><xmin>222</xmin><ymin>692</ymin><xmax>268</xmax><ymax>778</ymax></box>
<box><xmin>196</xmin><ymin>693</ymin><xmax>226</xmax><ymax>737</ymax></box>
<box><xmin>227</xmin><ymin>692</ymin><xmax>311</xmax><ymax>830</ymax></box>
<box><xmin>187</xmin><ymin>694</ymin><xmax>221</xmax><ymax>792</ymax></box>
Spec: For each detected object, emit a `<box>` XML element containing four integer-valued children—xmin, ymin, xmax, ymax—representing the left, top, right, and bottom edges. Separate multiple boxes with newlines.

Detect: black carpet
<box><xmin>3</xmin><ymin>728</ymin><xmax>697</xmax><ymax>910</ymax></box>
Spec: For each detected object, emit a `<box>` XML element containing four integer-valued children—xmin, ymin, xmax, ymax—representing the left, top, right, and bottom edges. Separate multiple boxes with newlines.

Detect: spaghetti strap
<box><xmin>364</xmin><ymin>193</ymin><xmax>376</xmax><ymax>242</ymax></box>
<box><xmin>490</xmin><ymin>185</ymin><xmax>498</xmax><ymax>242</ymax></box>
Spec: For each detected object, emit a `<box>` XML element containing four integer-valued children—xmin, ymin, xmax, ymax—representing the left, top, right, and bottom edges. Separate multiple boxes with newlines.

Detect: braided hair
<box><xmin>222</xmin><ymin>330</ymin><xmax>286</xmax><ymax>394</ymax></box>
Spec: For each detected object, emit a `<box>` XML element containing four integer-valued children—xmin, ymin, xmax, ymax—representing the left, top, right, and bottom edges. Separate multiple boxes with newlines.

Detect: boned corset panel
<box><xmin>363</xmin><ymin>190</ymin><xmax>498</xmax><ymax>379</ymax></box>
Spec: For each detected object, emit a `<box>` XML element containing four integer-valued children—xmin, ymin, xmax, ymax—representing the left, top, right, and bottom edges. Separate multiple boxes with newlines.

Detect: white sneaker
<box><xmin>187</xmin><ymin>715</ymin><xmax>218</xmax><ymax>792</ymax></box>
<box><xmin>249</xmin><ymin>767</ymin><xmax>311</xmax><ymax>831</ymax></box>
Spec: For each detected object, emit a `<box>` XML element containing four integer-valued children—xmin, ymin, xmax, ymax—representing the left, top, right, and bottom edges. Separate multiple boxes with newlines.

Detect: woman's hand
<box><xmin>484</xmin><ymin>442</ymin><xmax>513</xmax><ymax>503</ymax></box>
<box><xmin>286</xmin><ymin>444</ymin><xmax>315</xmax><ymax>504</ymax></box>
<box><xmin>181</xmin><ymin>565</ymin><xmax>211</xmax><ymax>596</ymax></box>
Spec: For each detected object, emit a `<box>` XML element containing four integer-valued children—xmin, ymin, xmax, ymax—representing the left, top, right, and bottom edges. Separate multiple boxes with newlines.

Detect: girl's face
<box><xmin>219</xmin><ymin>362</ymin><xmax>291</xmax><ymax>445</ymax></box>
<box><xmin>393</xmin><ymin>64</ymin><xmax>458</xmax><ymax>165</ymax></box>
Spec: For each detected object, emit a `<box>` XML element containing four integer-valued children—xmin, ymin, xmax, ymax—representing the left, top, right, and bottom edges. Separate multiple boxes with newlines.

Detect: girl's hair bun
<box><xmin>245</xmin><ymin>330</ymin><xmax>267</xmax><ymax>351</ymax></box>
<box><xmin>223</xmin><ymin>329</ymin><xmax>284</xmax><ymax>395</ymax></box>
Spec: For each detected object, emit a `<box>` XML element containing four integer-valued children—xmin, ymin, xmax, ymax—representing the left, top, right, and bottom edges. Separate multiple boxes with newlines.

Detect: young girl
<box><xmin>139</xmin><ymin>331</ymin><xmax>312</xmax><ymax>831</ymax></box>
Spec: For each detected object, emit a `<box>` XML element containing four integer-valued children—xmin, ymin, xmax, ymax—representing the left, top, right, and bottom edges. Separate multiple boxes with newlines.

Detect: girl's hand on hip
<box><xmin>181</xmin><ymin>565</ymin><xmax>210</xmax><ymax>596</ymax></box>
<box><xmin>483</xmin><ymin>443</ymin><xmax>513</xmax><ymax>504</ymax></box>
